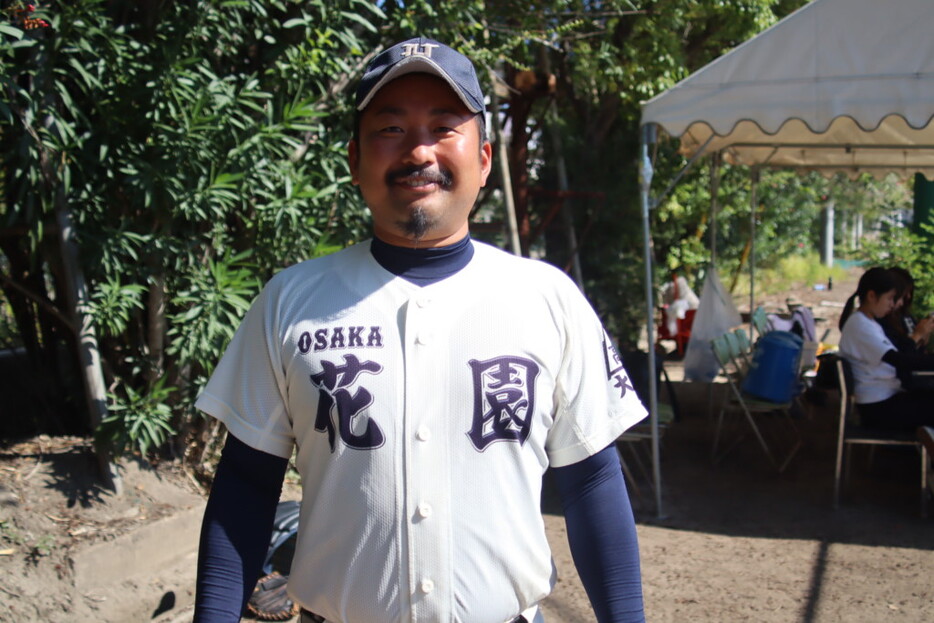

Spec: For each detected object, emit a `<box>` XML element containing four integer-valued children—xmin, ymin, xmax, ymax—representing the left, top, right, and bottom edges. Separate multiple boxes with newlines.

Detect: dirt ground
<box><xmin>2</xmin><ymin>267</ymin><xmax>932</xmax><ymax>622</ymax></box>
<box><xmin>538</xmin><ymin>266</ymin><xmax>934</xmax><ymax>622</ymax></box>
<box><xmin>543</xmin><ymin>405</ymin><xmax>934</xmax><ymax>622</ymax></box>
<box><xmin>0</xmin><ymin>437</ymin><xmax>205</xmax><ymax>622</ymax></box>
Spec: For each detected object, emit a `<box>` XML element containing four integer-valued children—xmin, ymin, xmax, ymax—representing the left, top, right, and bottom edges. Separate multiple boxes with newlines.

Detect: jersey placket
<box><xmin>402</xmin><ymin>292</ymin><xmax>453</xmax><ymax>622</ymax></box>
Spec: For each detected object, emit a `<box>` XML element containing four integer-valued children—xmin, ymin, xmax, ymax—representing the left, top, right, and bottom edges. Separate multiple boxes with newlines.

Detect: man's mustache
<box><xmin>386</xmin><ymin>165</ymin><xmax>453</xmax><ymax>189</ymax></box>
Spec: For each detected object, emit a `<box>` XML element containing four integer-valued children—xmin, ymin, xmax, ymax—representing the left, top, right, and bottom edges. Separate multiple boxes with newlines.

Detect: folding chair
<box><xmin>830</xmin><ymin>355</ymin><xmax>929</xmax><ymax>517</ymax></box>
<box><xmin>726</xmin><ymin>328</ymin><xmax>753</xmax><ymax>369</ymax></box>
<box><xmin>705</xmin><ymin>328</ymin><xmax>754</xmax><ymax>420</ymax></box>
<box><xmin>616</xmin><ymin>405</ymin><xmax>675</xmax><ymax>505</ymax></box>
<box><xmin>751</xmin><ymin>306</ymin><xmax>771</xmax><ymax>337</ymax></box>
<box><xmin>615</xmin><ymin>350</ymin><xmax>680</xmax><ymax>504</ymax></box>
<box><xmin>733</xmin><ymin>327</ymin><xmax>753</xmax><ymax>356</ymax></box>
<box><xmin>920</xmin><ymin>426</ymin><xmax>934</xmax><ymax>512</ymax></box>
<box><xmin>710</xmin><ymin>333</ymin><xmax>802</xmax><ymax>472</ymax></box>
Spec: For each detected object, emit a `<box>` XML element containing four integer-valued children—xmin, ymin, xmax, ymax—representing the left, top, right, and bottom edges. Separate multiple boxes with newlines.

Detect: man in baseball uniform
<box><xmin>194</xmin><ymin>37</ymin><xmax>648</xmax><ymax>623</ymax></box>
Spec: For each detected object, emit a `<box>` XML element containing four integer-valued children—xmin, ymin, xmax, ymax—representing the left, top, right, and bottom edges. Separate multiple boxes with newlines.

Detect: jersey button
<box><xmin>416</xmin><ymin>426</ymin><xmax>432</xmax><ymax>441</ymax></box>
<box><xmin>417</xmin><ymin>503</ymin><xmax>433</xmax><ymax>518</ymax></box>
<box><xmin>416</xmin><ymin>296</ymin><xmax>431</xmax><ymax>308</ymax></box>
<box><xmin>415</xmin><ymin>332</ymin><xmax>431</xmax><ymax>345</ymax></box>
<box><xmin>420</xmin><ymin>578</ymin><xmax>435</xmax><ymax>594</ymax></box>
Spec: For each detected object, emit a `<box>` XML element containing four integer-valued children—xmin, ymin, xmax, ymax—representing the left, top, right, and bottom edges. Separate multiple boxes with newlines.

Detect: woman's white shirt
<box><xmin>839</xmin><ymin>311</ymin><xmax>902</xmax><ymax>404</ymax></box>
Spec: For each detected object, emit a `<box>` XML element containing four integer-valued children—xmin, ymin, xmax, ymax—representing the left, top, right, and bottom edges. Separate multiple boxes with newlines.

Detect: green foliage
<box><xmin>731</xmin><ymin>251</ymin><xmax>848</xmax><ymax>296</ymax></box>
<box><xmin>773</xmin><ymin>253</ymin><xmax>846</xmax><ymax>287</ymax></box>
<box><xmin>1</xmin><ymin>0</ymin><xmax>381</xmax><ymax>450</ymax></box>
<box><xmin>8</xmin><ymin>0</ymin><xmax>914</xmax><ymax>461</ymax></box>
<box><xmin>167</xmin><ymin>251</ymin><xmax>261</xmax><ymax>375</ymax></box>
<box><xmin>654</xmin><ymin>162</ymin><xmax>914</xmax><ymax>312</ymax></box>
<box><xmin>0</xmin><ymin>288</ymin><xmax>17</xmax><ymax>348</ymax></box>
<box><xmin>658</xmin><ymin>167</ymin><xmax>828</xmax><ymax>274</ymax></box>
<box><xmin>98</xmin><ymin>377</ymin><xmax>175</xmax><ymax>458</ymax></box>
<box><xmin>460</xmin><ymin>0</ymin><xmax>810</xmax><ymax>344</ymax></box>
<box><xmin>856</xmin><ymin>216</ymin><xmax>934</xmax><ymax>315</ymax></box>
<box><xmin>87</xmin><ymin>278</ymin><xmax>145</xmax><ymax>338</ymax></box>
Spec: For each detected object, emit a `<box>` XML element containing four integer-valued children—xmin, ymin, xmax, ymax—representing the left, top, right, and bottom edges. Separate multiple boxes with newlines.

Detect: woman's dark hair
<box><xmin>883</xmin><ymin>266</ymin><xmax>916</xmax><ymax>338</ymax></box>
<box><xmin>838</xmin><ymin>266</ymin><xmax>898</xmax><ymax>330</ymax></box>
<box><xmin>889</xmin><ymin>266</ymin><xmax>915</xmax><ymax>311</ymax></box>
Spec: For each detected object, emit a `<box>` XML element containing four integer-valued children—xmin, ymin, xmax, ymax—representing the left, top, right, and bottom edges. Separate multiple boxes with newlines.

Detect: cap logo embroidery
<box><xmin>400</xmin><ymin>42</ymin><xmax>439</xmax><ymax>59</ymax></box>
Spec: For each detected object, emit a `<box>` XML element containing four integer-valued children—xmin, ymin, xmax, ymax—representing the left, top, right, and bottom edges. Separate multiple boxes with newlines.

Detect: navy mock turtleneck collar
<box><xmin>370</xmin><ymin>235</ymin><xmax>474</xmax><ymax>286</ymax></box>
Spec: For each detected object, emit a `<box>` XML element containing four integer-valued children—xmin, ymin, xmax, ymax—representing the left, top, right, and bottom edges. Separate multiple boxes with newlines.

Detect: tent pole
<box><xmin>639</xmin><ymin>123</ymin><xmax>663</xmax><ymax>518</ymax></box>
<box><xmin>710</xmin><ymin>152</ymin><xmax>721</xmax><ymax>266</ymax></box>
<box><xmin>749</xmin><ymin>167</ymin><xmax>760</xmax><ymax>337</ymax></box>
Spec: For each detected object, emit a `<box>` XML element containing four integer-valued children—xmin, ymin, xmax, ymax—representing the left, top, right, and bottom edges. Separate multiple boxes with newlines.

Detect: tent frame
<box><xmin>635</xmin><ymin>0</ymin><xmax>934</xmax><ymax>518</ymax></box>
<box><xmin>639</xmin><ymin>130</ymin><xmax>766</xmax><ymax>519</ymax></box>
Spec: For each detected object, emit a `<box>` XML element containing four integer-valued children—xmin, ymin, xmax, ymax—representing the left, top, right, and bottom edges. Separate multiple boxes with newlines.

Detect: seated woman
<box><xmin>838</xmin><ymin>267</ymin><xmax>934</xmax><ymax>432</ymax></box>
<box><xmin>879</xmin><ymin>266</ymin><xmax>930</xmax><ymax>353</ymax></box>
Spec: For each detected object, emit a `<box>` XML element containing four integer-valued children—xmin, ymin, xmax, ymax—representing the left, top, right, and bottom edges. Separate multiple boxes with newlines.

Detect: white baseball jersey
<box><xmin>839</xmin><ymin>310</ymin><xmax>902</xmax><ymax>404</ymax></box>
<box><xmin>196</xmin><ymin>239</ymin><xmax>647</xmax><ymax>623</ymax></box>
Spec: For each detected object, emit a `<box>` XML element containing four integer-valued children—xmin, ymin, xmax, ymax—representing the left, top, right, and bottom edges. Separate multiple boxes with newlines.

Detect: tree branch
<box><xmin>0</xmin><ymin>273</ymin><xmax>76</xmax><ymax>335</ymax></box>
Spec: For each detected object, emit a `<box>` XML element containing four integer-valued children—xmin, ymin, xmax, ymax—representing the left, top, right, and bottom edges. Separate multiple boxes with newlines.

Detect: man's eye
<box><xmin>435</xmin><ymin>126</ymin><xmax>455</xmax><ymax>134</ymax></box>
<box><xmin>380</xmin><ymin>126</ymin><xmax>403</xmax><ymax>134</ymax></box>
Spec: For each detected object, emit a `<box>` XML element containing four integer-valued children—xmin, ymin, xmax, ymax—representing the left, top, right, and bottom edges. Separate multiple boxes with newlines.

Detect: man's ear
<box><xmin>479</xmin><ymin>140</ymin><xmax>493</xmax><ymax>188</ymax></box>
<box><xmin>348</xmin><ymin>139</ymin><xmax>360</xmax><ymax>185</ymax></box>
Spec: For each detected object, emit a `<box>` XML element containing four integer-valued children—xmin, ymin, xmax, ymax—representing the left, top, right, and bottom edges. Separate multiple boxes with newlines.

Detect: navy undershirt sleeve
<box><xmin>552</xmin><ymin>445</ymin><xmax>646</xmax><ymax>623</ymax></box>
<box><xmin>194</xmin><ymin>435</ymin><xmax>289</xmax><ymax>623</ymax></box>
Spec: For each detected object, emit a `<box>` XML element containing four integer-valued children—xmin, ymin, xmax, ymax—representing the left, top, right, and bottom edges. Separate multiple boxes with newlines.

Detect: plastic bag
<box><xmin>682</xmin><ymin>268</ymin><xmax>743</xmax><ymax>382</ymax></box>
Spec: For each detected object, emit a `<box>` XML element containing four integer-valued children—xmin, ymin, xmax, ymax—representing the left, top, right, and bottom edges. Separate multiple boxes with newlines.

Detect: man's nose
<box><xmin>401</xmin><ymin>130</ymin><xmax>437</xmax><ymax>163</ymax></box>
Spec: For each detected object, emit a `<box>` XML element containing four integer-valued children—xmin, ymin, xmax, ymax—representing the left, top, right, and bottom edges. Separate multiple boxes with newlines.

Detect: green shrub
<box><xmin>98</xmin><ymin>377</ymin><xmax>175</xmax><ymax>458</ymax></box>
<box><xmin>856</xmin><ymin>217</ymin><xmax>934</xmax><ymax>315</ymax></box>
<box><xmin>729</xmin><ymin>251</ymin><xmax>848</xmax><ymax>296</ymax></box>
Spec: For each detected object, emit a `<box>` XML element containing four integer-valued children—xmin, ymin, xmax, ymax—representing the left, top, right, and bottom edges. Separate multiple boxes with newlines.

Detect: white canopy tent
<box><xmin>636</xmin><ymin>0</ymin><xmax>934</xmax><ymax>516</ymax></box>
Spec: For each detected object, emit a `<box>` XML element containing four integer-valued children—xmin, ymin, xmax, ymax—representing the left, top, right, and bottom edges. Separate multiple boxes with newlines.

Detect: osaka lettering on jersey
<box><xmin>195</xmin><ymin>239</ymin><xmax>647</xmax><ymax>623</ymax></box>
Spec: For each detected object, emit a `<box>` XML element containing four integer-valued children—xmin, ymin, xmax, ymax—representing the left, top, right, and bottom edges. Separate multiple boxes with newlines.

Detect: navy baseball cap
<box><xmin>355</xmin><ymin>38</ymin><xmax>485</xmax><ymax>114</ymax></box>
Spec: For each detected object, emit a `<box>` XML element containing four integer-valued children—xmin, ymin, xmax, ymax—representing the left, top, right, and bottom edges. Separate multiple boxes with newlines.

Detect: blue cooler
<box><xmin>742</xmin><ymin>331</ymin><xmax>803</xmax><ymax>403</ymax></box>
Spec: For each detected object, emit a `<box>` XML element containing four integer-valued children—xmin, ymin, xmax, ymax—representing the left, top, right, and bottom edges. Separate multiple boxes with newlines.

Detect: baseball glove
<box><xmin>246</xmin><ymin>572</ymin><xmax>300</xmax><ymax>621</ymax></box>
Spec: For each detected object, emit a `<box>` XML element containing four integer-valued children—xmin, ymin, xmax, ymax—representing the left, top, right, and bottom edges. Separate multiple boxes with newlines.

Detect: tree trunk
<box><xmin>146</xmin><ymin>272</ymin><xmax>166</xmax><ymax>384</ymax></box>
<box><xmin>54</xmin><ymin>201</ymin><xmax>122</xmax><ymax>493</ymax></box>
<box><xmin>508</xmin><ymin>91</ymin><xmax>534</xmax><ymax>256</ymax></box>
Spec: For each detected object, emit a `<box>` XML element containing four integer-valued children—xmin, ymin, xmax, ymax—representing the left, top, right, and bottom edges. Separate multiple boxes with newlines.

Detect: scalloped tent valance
<box><xmin>641</xmin><ymin>0</ymin><xmax>934</xmax><ymax>180</ymax></box>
